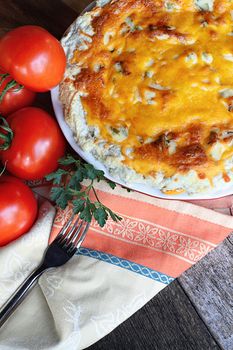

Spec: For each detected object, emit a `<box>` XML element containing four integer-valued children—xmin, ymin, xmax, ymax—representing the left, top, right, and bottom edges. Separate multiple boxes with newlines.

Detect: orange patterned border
<box><xmin>53</xmin><ymin>206</ymin><xmax>215</xmax><ymax>265</ymax></box>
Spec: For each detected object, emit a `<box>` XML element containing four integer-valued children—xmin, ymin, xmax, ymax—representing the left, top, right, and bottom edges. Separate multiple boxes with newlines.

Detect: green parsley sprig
<box><xmin>46</xmin><ymin>154</ymin><xmax>122</xmax><ymax>227</ymax></box>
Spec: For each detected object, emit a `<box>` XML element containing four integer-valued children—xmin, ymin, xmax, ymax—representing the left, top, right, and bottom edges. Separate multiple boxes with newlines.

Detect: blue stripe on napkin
<box><xmin>77</xmin><ymin>247</ymin><xmax>174</xmax><ymax>285</ymax></box>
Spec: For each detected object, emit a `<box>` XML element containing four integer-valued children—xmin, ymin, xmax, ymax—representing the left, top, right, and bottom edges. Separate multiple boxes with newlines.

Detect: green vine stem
<box><xmin>0</xmin><ymin>73</ymin><xmax>24</xmax><ymax>102</ymax></box>
<box><xmin>0</xmin><ymin>161</ymin><xmax>7</xmax><ymax>176</ymax></box>
<box><xmin>0</xmin><ymin>116</ymin><xmax>14</xmax><ymax>150</ymax></box>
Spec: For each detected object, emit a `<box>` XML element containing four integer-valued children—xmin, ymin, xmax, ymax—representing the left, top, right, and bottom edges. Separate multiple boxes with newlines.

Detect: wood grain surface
<box><xmin>88</xmin><ymin>279</ymin><xmax>221</xmax><ymax>350</ymax></box>
<box><xmin>0</xmin><ymin>1</ymin><xmax>232</xmax><ymax>349</ymax></box>
<box><xmin>179</xmin><ymin>237</ymin><xmax>233</xmax><ymax>349</ymax></box>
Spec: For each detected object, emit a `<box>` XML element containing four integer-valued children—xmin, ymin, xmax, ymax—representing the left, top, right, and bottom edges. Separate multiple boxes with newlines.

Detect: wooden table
<box><xmin>1</xmin><ymin>1</ymin><xmax>232</xmax><ymax>349</ymax></box>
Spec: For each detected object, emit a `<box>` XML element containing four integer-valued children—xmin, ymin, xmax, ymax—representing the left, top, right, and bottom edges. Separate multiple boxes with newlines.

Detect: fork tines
<box><xmin>56</xmin><ymin>215</ymin><xmax>90</xmax><ymax>253</ymax></box>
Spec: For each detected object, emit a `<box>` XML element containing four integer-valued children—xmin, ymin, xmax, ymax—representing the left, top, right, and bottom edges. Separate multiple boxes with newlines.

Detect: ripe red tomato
<box><xmin>0</xmin><ymin>107</ymin><xmax>66</xmax><ymax>180</ymax></box>
<box><xmin>0</xmin><ymin>175</ymin><xmax>38</xmax><ymax>246</ymax></box>
<box><xmin>0</xmin><ymin>69</ymin><xmax>36</xmax><ymax>115</ymax></box>
<box><xmin>0</xmin><ymin>26</ymin><xmax>66</xmax><ymax>92</ymax></box>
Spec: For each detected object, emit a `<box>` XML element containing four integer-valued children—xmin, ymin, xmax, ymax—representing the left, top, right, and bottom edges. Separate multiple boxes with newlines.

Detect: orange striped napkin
<box><xmin>31</xmin><ymin>180</ymin><xmax>233</xmax><ymax>280</ymax></box>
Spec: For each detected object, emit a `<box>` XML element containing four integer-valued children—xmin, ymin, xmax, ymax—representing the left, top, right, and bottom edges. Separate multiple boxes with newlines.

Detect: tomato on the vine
<box><xmin>0</xmin><ymin>175</ymin><xmax>38</xmax><ymax>246</ymax></box>
<box><xmin>0</xmin><ymin>69</ymin><xmax>35</xmax><ymax>115</ymax></box>
<box><xmin>0</xmin><ymin>25</ymin><xmax>66</xmax><ymax>92</ymax></box>
<box><xmin>0</xmin><ymin>107</ymin><xmax>66</xmax><ymax>180</ymax></box>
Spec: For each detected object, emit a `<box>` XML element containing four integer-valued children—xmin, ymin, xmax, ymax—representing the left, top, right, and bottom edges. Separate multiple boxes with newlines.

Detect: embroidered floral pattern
<box><xmin>40</xmin><ymin>268</ymin><xmax>64</xmax><ymax>298</ymax></box>
<box><xmin>54</xmin><ymin>206</ymin><xmax>73</xmax><ymax>227</ymax></box>
<box><xmin>63</xmin><ymin>299</ymin><xmax>82</xmax><ymax>331</ymax></box>
<box><xmin>53</xmin><ymin>206</ymin><xmax>217</xmax><ymax>265</ymax></box>
<box><xmin>114</xmin><ymin>218</ymin><xmax>137</xmax><ymax>240</ymax></box>
<box><xmin>154</xmin><ymin>230</ymin><xmax>178</xmax><ymax>252</ymax></box>
<box><xmin>60</xmin><ymin>300</ymin><xmax>82</xmax><ymax>348</ymax></box>
<box><xmin>91</xmin><ymin>293</ymin><xmax>146</xmax><ymax>337</ymax></box>
<box><xmin>134</xmin><ymin>223</ymin><xmax>158</xmax><ymax>246</ymax></box>
<box><xmin>91</xmin><ymin>216</ymin><xmax>216</xmax><ymax>264</ymax></box>
<box><xmin>176</xmin><ymin>237</ymin><xmax>200</xmax><ymax>260</ymax></box>
<box><xmin>0</xmin><ymin>252</ymin><xmax>36</xmax><ymax>304</ymax></box>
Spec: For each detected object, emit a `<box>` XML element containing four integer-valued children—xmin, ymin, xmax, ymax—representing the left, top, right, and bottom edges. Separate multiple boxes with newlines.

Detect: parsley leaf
<box><xmin>105</xmin><ymin>208</ymin><xmax>122</xmax><ymax>222</ymax></box>
<box><xmin>107</xmin><ymin>180</ymin><xmax>116</xmax><ymax>189</ymax></box>
<box><xmin>93</xmin><ymin>207</ymin><xmax>108</xmax><ymax>227</ymax></box>
<box><xmin>73</xmin><ymin>198</ymin><xmax>85</xmax><ymax>214</ymax></box>
<box><xmin>58</xmin><ymin>154</ymin><xmax>79</xmax><ymax>165</ymax></box>
<box><xmin>83</xmin><ymin>163</ymin><xmax>105</xmax><ymax>181</ymax></box>
<box><xmin>47</xmin><ymin>154</ymin><xmax>122</xmax><ymax>227</ymax></box>
<box><xmin>80</xmin><ymin>202</ymin><xmax>92</xmax><ymax>222</ymax></box>
<box><xmin>46</xmin><ymin>168</ymin><xmax>68</xmax><ymax>185</ymax></box>
<box><xmin>50</xmin><ymin>187</ymin><xmax>72</xmax><ymax>210</ymax></box>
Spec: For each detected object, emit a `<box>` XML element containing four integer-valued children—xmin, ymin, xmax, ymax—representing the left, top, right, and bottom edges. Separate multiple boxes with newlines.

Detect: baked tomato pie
<box><xmin>60</xmin><ymin>0</ymin><xmax>233</xmax><ymax>194</ymax></box>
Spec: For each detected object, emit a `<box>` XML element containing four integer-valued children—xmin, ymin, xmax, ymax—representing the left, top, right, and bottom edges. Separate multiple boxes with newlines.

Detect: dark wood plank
<box><xmin>0</xmin><ymin>0</ymin><xmax>77</xmax><ymax>38</ymax></box>
<box><xmin>179</xmin><ymin>235</ymin><xmax>233</xmax><ymax>350</ymax></box>
<box><xmin>62</xmin><ymin>0</ymin><xmax>92</xmax><ymax>14</ymax></box>
<box><xmin>227</xmin><ymin>234</ymin><xmax>233</xmax><ymax>246</ymax></box>
<box><xmin>87</xmin><ymin>280</ymin><xmax>221</xmax><ymax>350</ymax></box>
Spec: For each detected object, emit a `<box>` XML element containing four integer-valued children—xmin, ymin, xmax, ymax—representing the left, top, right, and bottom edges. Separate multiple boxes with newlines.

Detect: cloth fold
<box><xmin>1</xmin><ymin>183</ymin><xmax>233</xmax><ymax>349</ymax></box>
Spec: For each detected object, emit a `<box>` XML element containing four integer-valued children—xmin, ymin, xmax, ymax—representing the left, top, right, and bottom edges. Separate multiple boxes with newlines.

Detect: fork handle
<box><xmin>0</xmin><ymin>264</ymin><xmax>47</xmax><ymax>328</ymax></box>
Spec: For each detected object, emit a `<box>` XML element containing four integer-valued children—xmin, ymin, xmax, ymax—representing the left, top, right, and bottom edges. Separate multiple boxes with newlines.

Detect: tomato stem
<box><xmin>0</xmin><ymin>161</ymin><xmax>7</xmax><ymax>176</ymax></box>
<box><xmin>0</xmin><ymin>75</ymin><xmax>24</xmax><ymax>102</ymax></box>
<box><xmin>0</xmin><ymin>73</ymin><xmax>10</xmax><ymax>83</ymax></box>
<box><xmin>0</xmin><ymin>116</ymin><xmax>14</xmax><ymax>150</ymax></box>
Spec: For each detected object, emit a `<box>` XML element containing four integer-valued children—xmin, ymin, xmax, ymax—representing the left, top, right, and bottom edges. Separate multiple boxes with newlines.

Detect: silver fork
<box><xmin>0</xmin><ymin>215</ymin><xmax>90</xmax><ymax>327</ymax></box>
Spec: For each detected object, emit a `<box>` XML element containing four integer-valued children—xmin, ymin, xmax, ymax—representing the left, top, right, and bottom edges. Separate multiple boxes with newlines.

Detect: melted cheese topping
<box><xmin>71</xmin><ymin>0</ymin><xmax>233</xmax><ymax>181</ymax></box>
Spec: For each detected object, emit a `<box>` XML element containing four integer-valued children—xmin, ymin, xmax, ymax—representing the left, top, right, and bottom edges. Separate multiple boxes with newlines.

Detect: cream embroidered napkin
<box><xmin>0</xmin><ymin>200</ymin><xmax>162</xmax><ymax>349</ymax></box>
